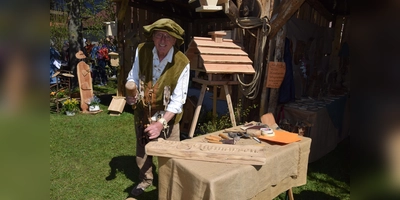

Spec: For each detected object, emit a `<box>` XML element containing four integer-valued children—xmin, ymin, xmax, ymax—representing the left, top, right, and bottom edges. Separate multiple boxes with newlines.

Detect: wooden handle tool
<box><xmin>125</xmin><ymin>81</ymin><xmax>137</xmax><ymax>97</ymax></box>
<box><xmin>218</xmin><ymin>133</ymin><xmax>230</xmax><ymax>140</ymax></box>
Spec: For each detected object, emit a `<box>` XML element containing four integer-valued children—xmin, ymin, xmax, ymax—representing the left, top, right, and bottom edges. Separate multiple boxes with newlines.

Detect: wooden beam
<box><xmin>128</xmin><ymin>0</ymin><xmax>192</xmax><ymax>21</ymax></box>
<box><xmin>268</xmin><ymin>0</ymin><xmax>305</xmax><ymax>38</ymax></box>
<box><xmin>117</xmin><ymin>0</ymin><xmax>129</xmax><ymax>22</ymax></box>
<box><xmin>225</xmin><ymin>0</ymin><xmax>239</xmax><ymax>26</ymax></box>
<box><xmin>305</xmin><ymin>0</ymin><xmax>333</xmax><ymax>21</ymax></box>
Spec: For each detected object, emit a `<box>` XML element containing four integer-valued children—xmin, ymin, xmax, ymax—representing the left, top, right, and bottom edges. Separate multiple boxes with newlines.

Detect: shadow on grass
<box><xmin>294</xmin><ymin>190</ymin><xmax>341</xmax><ymax>200</ymax></box>
<box><xmin>105</xmin><ymin>155</ymin><xmax>137</xmax><ymax>182</ymax></box>
<box><xmin>105</xmin><ymin>155</ymin><xmax>159</xmax><ymax>199</ymax></box>
<box><xmin>308</xmin><ymin>136</ymin><xmax>350</xmax><ymax>184</ymax></box>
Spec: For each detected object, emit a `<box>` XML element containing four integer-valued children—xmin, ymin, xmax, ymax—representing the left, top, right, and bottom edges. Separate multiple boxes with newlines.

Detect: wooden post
<box><xmin>267</xmin><ymin>25</ymin><xmax>286</xmax><ymax>115</ymax></box>
<box><xmin>258</xmin><ymin>0</ymin><xmax>274</xmax><ymax>116</ymax></box>
<box><xmin>260</xmin><ymin>38</ymin><xmax>275</xmax><ymax>115</ymax></box>
<box><xmin>213</xmin><ymin>85</ymin><xmax>217</xmax><ymax>123</ymax></box>
<box><xmin>189</xmin><ymin>84</ymin><xmax>207</xmax><ymax>138</ymax></box>
<box><xmin>116</xmin><ymin>0</ymin><xmax>130</xmax><ymax>96</ymax></box>
<box><xmin>224</xmin><ymin>84</ymin><xmax>236</xmax><ymax>127</ymax></box>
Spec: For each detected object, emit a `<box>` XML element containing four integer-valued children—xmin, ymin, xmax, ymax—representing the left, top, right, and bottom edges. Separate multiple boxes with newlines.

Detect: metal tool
<box><xmin>252</xmin><ymin>137</ymin><xmax>261</xmax><ymax>143</ymax></box>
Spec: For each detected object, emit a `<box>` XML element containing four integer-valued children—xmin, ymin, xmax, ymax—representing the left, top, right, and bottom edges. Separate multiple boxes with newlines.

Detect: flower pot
<box><xmin>89</xmin><ymin>105</ymin><xmax>100</xmax><ymax>112</ymax></box>
<box><xmin>65</xmin><ymin>111</ymin><xmax>75</xmax><ymax>116</ymax></box>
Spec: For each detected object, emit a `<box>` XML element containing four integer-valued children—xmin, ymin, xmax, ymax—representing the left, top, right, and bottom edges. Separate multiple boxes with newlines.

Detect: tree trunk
<box><xmin>67</xmin><ymin>0</ymin><xmax>84</xmax><ymax>87</ymax></box>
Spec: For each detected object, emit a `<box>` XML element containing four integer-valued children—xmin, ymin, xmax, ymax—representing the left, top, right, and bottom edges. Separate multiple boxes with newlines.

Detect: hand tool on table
<box><xmin>205</xmin><ymin>135</ymin><xmax>235</xmax><ymax>144</ymax></box>
<box><xmin>226</xmin><ymin>131</ymin><xmax>262</xmax><ymax>143</ymax></box>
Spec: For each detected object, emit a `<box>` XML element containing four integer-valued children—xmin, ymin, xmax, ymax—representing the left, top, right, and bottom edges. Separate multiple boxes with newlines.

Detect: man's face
<box><xmin>152</xmin><ymin>31</ymin><xmax>176</xmax><ymax>55</ymax></box>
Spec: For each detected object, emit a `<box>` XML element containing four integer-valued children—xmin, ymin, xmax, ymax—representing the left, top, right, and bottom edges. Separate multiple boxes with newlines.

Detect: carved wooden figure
<box><xmin>75</xmin><ymin>51</ymin><xmax>94</xmax><ymax>112</ymax></box>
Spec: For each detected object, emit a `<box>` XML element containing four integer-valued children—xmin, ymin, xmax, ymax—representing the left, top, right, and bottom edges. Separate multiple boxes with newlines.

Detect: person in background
<box><xmin>85</xmin><ymin>39</ymin><xmax>94</xmax><ymax>57</ymax></box>
<box><xmin>125</xmin><ymin>18</ymin><xmax>190</xmax><ymax>197</ymax></box>
<box><xmin>90</xmin><ymin>42</ymin><xmax>100</xmax><ymax>85</ymax></box>
<box><xmin>97</xmin><ymin>42</ymin><xmax>109</xmax><ymax>86</ymax></box>
<box><xmin>61</xmin><ymin>40</ymin><xmax>69</xmax><ymax>66</ymax></box>
<box><xmin>105</xmin><ymin>37</ymin><xmax>117</xmax><ymax>79</ymax></box>
<box><xmin>50</xmin><ymin>40</ymin><xmax>61</xmax><ymax>84</ymax></box>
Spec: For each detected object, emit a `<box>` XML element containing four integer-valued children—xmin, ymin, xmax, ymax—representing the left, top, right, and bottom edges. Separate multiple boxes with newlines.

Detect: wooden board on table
<box><xmin>258</xmin><ymin>129</ymin><xmax>302</xmax><ymax>144</ymax></box>
<box><xmin>146</xmin><ymin>138</ymin><xmax>268</xmax><ymax>165</ymax></box>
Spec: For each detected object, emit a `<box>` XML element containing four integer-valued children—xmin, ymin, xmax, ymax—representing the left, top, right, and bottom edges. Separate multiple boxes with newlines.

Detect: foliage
<box><xmin>51</xmin><ymin>89</ymin><xmax>67</xmax><ymax>99</ymax></box>
<box><xmin>86</xmin><ymin>95</ymin><xmax>101</xmax><ymax>106</ymax></box>
<box><xmin>80</xmin><ymin>0</ymin><xmax>117</xmax><ymax>42</ymax></box>
<box><xmin>50</xmin><ymin>0</ymin><xmax>116</xmax><ymax>49</ymax></box>
<box><xmin>61</xmin><ymin>98</ymin><xmax>80</xmax><ymax>112</ymax></box>
<box><xmin>197</xmin><ymin>99</ymin><xmax>258</xmax><ymax>134</ymax></box>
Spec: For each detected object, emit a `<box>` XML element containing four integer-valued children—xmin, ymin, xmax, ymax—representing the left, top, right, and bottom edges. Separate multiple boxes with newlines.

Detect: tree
<box><xmin>50</xmin><ymin>0</ymin><xmax>115</xmax><ymax>84</ymax></box>
<box><xmin>66</xmin><ymin>0</ymin><xmax>84</xmax><ymax>74</ymax></box>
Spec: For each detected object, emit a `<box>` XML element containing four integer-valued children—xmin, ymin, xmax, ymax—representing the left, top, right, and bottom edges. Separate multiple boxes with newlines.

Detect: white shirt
<box><xmin>126</xmin><ymin>46</ymin><xmax>190</xmax><ymax>114</ymax></box>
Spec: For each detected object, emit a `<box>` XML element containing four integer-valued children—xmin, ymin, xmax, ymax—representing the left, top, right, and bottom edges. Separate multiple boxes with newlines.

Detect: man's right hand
<box><xmin>126</xmin><ymin>96</ymin><xmax>137</xmax><ymax>105</ymax></box>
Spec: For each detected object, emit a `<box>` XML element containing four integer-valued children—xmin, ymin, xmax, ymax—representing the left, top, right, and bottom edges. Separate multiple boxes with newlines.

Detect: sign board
<box><xmin>266</xmin><ymin>61</ymin><xmax>286</xmax><ymax>88</ymax></box>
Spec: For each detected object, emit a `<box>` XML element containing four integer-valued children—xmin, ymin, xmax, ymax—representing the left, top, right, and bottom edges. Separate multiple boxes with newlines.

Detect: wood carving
<box><xmin>75</xmin><ymin>51</ymin><xmax>93</xmax><ymax>112</ymax></box>
<box><xmin>145</xmin><ymin>138</ymin><xmax>268</xmax><ymax>165</ymax></box>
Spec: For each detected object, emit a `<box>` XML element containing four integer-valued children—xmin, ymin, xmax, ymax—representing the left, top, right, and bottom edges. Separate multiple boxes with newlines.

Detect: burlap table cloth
<box><xmin>157</xmin><ymin>126</ymin><xmax>311</xmax><ymax>200</ymax></box>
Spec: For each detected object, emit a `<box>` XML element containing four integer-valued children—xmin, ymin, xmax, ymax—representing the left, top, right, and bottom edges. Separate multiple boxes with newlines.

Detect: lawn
<box><xmin>50</xmin><ymin>88</ymin><xmax>350</xmax><ymax>199</ymax></box>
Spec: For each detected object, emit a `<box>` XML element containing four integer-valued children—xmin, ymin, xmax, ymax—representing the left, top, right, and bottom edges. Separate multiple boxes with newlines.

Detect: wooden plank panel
<box><xmin>192</xmin><ymin>78</ymin><xmax>240</xmax><ymax>85</ymax></box>
<box><xmin>203</xmin><ymin>63</ymin><xmax>255</xmax><ymax>74</ymax></box>
<box><xmin>197</xmin><ymin>46</ymin><xmax>248</xmax><ymax>55</ymax></box>
<box><xmin>194</xmin><ymin>37</ymin><xmax>241</xmax><ymax>49</ymax></box>
<box><xmin>201</xmin><ymin>55</ymin><xmax>252</xmax><ymax>64</ymax></box>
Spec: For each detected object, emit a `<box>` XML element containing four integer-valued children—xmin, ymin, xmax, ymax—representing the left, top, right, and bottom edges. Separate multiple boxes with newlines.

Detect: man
<box><xmin>125</xmin><ymin>18</ymin><xmax>190</xmax><ymax>197</ymax></box>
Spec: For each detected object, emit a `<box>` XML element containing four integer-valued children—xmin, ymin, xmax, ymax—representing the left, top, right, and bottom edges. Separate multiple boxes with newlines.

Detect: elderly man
<box><xmin>125</xmin><ymin>18</ymin><xmax>190</xmax><ymax>197</ymax></box>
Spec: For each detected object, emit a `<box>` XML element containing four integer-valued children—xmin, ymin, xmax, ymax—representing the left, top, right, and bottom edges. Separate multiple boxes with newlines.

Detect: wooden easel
<box><xmin>188</xmin><ymin>77</ymin><xmax>238</xmax><ymax>138</ymax></box>
<box><xmin>185</xmin><ymin>31</ymin><xmax>255</xmax><ymax>138</ymax></box>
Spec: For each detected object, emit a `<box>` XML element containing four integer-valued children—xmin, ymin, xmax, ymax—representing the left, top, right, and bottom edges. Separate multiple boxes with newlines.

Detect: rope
<box><xmin>235</xmin><ymin>17</ymin><xmax>271</xmax><ymax>99</ymax></box>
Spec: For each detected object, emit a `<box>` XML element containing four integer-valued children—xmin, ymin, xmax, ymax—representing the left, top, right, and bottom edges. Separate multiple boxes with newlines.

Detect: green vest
<box><xmin>134</xmin><ymin>42</ymin><xmax>189</xmax><ymax>126</ymax></box>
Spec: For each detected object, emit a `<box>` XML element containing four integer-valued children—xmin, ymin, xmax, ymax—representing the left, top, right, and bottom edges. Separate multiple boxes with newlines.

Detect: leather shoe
<box><xmin>130</xmin><ymin>186</ymin><xmax>145</xmax><ymax>197</ymax></box>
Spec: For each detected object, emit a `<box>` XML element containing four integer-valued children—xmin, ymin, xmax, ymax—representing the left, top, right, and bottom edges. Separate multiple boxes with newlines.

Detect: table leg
<box><xmin>285</xmin><ymin>188</ymin><xmax>294</xmax><ymax>200</ymax></box>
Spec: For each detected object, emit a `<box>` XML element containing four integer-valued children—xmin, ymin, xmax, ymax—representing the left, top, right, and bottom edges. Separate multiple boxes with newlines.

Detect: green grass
<box><xmin>50</xmin><ymin>85</ymin><xmax>350</xmax><ymax>199</ymax></box>
<box><xmin>274</xmin><ymin>137</ymin><xmax>350</xmax><ymax>200</ymax></box>
<box><xmin>50</xmin><ymin>96</ymin><xmax>159</xmax><ymax>200</ymax></box>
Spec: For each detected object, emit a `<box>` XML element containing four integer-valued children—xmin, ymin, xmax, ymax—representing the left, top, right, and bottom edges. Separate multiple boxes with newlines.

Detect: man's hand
<box><xmin>144</xmin><ymin>121</ymin><xmax>164</xmax><ymax>139</ymax></box>
<box><xmin>126</xmin><ymin>95</ymin><xmax>137</xmax><ymax>105</ymax></box>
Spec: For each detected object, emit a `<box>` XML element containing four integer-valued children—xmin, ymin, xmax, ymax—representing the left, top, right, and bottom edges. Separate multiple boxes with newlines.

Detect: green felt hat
<box><xmin>143</xmin><ymin>18</ymin><xmax>184</xmax><ymax>46</ymax></box>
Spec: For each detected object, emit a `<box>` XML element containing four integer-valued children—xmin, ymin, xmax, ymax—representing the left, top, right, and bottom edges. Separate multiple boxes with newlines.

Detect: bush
<box><xmin>197</xmin><ymin>99</ymin><xmax>258</xmax><ymax>135</ymax></box>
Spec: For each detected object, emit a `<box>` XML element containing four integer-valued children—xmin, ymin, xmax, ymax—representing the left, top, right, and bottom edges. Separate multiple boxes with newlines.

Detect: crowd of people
<box><xmin>84</xmin><ymin>37</ymin><xmax>117</xmax><ymax>86</ymax></box>
<box><xmin>50</xmin><ymin>36</ymin><xmax>118</xmax><ymax>86</ymax></box>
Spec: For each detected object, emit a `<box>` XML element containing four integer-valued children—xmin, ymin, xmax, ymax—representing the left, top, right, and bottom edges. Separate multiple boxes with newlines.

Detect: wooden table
<box><xmin>156</xmin><ymin>126</ymin><xmax>311</xmax><ymax>200</ymax></box>
<box><xmin>281</xmin><ymin>94</ymin><xmax>349</xmax><ymax>162</ymax></box>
